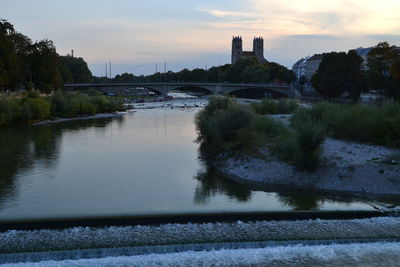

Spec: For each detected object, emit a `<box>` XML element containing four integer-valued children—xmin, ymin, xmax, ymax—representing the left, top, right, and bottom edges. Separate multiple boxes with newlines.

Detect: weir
<box><xmin>1</xmin><ymin>217</ymin><xmax>400</xmax><ymax>265</ymax></box>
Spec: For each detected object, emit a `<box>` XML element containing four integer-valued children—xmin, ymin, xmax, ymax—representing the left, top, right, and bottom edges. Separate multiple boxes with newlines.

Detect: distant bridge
<box><xmin>64</xmin><ymin>82</ymin><xmax>292</xmax><ymax>97</ymax></box>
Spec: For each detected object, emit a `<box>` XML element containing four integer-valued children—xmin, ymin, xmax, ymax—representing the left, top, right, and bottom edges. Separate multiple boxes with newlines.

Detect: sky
<box><xmin>1</xmin><ymin>0</ymin><xmax>400</xmax><ymax>77</ymax></box>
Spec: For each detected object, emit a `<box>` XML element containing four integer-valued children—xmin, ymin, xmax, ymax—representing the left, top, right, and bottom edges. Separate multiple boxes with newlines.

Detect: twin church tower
<box><xmin>231</xmin><ymin>36</ymin><xmax>266</xmax><ymax>64</ymax></box>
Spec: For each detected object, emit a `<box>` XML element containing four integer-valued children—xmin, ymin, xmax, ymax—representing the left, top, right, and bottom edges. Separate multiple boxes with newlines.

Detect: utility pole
<box><xmin>105</xmin><ymin>63</ymin><xmax>108</xmax><ymax>78</ymax></box>
<box><xmin>109</xmin><ymin>62</ymin><xmax>112</xmax><ymax>79</ymax></box>
<box><xmin>156</xmin><ymin>64</ymin><xmax>158</xmax><ymax>82</ymax></box>
<box><xmin>164</xmin><ymin>61</ymin><xmax>167</xmax><ymax>83</ymax></box>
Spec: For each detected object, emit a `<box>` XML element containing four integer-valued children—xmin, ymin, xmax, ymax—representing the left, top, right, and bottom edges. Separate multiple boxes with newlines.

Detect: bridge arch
<box><xmin>170</xmin><ymin>85</ymin><xmax>213</xmax><ymax>96</ymax></box>
<box><xmin>138</xmin><ymin>86</ymin><xmax>163</xmax><ymax>96</ymax></box>
<box><xmin>228</xmin><ymin>87</ymin><xmax>289</xmax><ymax>99</ymax></box>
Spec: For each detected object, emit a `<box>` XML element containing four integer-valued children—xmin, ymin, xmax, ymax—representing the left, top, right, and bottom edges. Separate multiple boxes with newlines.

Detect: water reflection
<box><xmin>277</xmin><ymin>192</ymin><xmax>321</xmax><ymax>210</ymax></box>
<box><xmin>193</xmin><ymin>158</ymin><xmax>400</xmax><ymax>211</ymax></box>
<box><xmin>194</xmin><ymin>166</ymin><xmax>252</xmax><ymax>204</ymax></box>
<box><xmin>0</xmin><ymin>118</ymin><xmax>121</xmax><ymax>210</ymax></box>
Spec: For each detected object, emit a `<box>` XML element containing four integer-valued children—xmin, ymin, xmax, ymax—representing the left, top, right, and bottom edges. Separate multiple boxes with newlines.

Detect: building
<box><xmin>231</xmin><ymin>36</ymin><xmax>267</xmax><ymax>64</ymax></box>
<box><xmin>354</xmin><ymin>47</ymin><xmax>373</xmax><ymax>70</ymax></box>
<box><xmin>292</xmin><ymin>57</ymin><xmax>309</xmax><ymax>81</ymax></box>
<box><xmin>305</xmin><ymin>54</ymin><xmax>324</xmax><ymax>80</ymax></box>
<box><xmin>292</xmin><ymin>54</ymin><xmax>324</xmax><ymax>81</ymax></box>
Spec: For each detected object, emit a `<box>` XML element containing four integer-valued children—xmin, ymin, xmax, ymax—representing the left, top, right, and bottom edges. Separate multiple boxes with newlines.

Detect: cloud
<box><xmin>289</xmin><ymin>34</ymin><xmax>341</xmax><ymax>40</ymax></box>
<box><xmin>198</xmin><ymin>8</ymin><xmax>253</xmax><ymax>18</ymax></box>
<box><xmin>366</xmin><ymin>34</ymin><xmax>400</xmax><ymax>42</ymax></box>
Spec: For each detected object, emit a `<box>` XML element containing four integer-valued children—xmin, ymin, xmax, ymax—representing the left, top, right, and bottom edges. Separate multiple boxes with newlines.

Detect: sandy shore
<box><xmin>33</xmin><ymin>113</ymin><xmax>125</xmax><ymax>126</ymax></box>
<box><xmin>218</xmin><ymin>131</ymin><xmax>400</xmax><ymax>196</ymax></box>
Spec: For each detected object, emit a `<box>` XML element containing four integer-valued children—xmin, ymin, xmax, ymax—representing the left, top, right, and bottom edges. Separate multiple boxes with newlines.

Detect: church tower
<box><xmin>253</xmin><ymin>37</ymin><xmax>265</xmax><ymax>62</ymax></box>
<box><xmin>231</xmin><ymin>36</ymin><xmax>243</xmax><ymax>64</ymax></box>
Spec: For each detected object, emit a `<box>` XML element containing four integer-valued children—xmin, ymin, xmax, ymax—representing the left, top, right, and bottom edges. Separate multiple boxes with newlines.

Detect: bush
<box><xmin>277</xmin><ymin>99</ymin><xmax>299</xmax><ymax>114</ymax></box>
<box><xmin>21</xmin><ymin>98</ymin><xmax>51</xmax><ymax>121</ymax></box>
<box><xmin>195</xmin><ymin>97</ymin><xmax>261</xmax><ymax>154</ymax></box>
<box><xmin>275</xmin><ymin>119</ymin><xmax>327</xmax><ymax>171</ymax></box>
<box><xmin>291</xmin><ymin>101</ymin><xmax>400</xmax><ymax>147</ymax></box>
<box><xmin>251</xmin><ymin>98</ymin><xmax>298</xmax><ymax>115</ymax></box>
<box><xmin>196</xmin><ymin>96</ymin><xmax>326</xmax><ymax>170</ymax></box>
<box><xmin>253</xmin><ymin>116</ymin><xmax>288</xmax><ymax>138</ymax></box>
<box><xmin>23</xmin><ymin>90</ymin><xmax>40</xmax><ymax>99</ymax></box>
<box><xmin>251</xmin><ymin>99</ymin><xmax>278</xmax><ymax>115</ymax></box>
<box><xmin>0</xmin><ymin>91</ymin><xmax>125</xmax><ymax>127</ymax></box>
<box><xmin>0</xmin><ymin>98</ymin><xmax>22</xmax><ymax>126</ymax></box>
<box><xmin>50</xmin><ymin>91</ymin><xmax>124</xmax><ymax>118</ymax></box>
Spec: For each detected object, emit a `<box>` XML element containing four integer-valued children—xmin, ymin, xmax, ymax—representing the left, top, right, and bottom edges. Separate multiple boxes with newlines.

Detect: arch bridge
<box><xmin>64</xmin><ymin>82</ymin><xmax>292</xmax><ymax>97</ymax></box>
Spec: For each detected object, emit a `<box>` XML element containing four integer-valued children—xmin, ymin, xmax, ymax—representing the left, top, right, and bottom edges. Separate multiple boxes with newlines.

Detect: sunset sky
<box><xmin>2</xmin><ymin>0</ymin><xmax>400</xmax><ymax>76</ymax></box>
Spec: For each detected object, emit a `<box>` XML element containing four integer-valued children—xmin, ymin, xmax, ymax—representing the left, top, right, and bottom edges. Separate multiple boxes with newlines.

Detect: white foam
<box><xmin>1</xmin><ymin>217</ymin><xmax>400</xmax><ymax>257</ymax></box>
<box><xmin>4</xmin><ymin>242</ymin><xmax>400</xmax><ymax>266</ymax></box>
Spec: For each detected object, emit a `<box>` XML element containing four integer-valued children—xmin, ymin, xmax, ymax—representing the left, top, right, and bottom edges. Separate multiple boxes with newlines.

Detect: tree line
<box><xmin>0</xmin><ymin>19</ymin><xmax>92</xmax><ymax>93</ymax></box>
<box><xmin>102</xmin><ymin>58</ymin><xmax>294</xmax><ymax>85</ymax></box>
<box><xmin>311</xmin><ymin>42</ymin><xmax>400</xmax><ymax>101</ymax></box>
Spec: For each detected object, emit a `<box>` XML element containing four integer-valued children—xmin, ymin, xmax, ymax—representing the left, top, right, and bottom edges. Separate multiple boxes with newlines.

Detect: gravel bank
<box><xmin>219</xmin><ymin>138</ymin><xmax>400</xmax><ymax>196</ymax></box>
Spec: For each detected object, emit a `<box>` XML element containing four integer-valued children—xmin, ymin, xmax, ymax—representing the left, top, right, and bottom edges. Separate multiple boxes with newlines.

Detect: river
<box><xmin>0</xmin><ymin>95</ymin><xmax>392</xmax><ymax>222</ymax></box>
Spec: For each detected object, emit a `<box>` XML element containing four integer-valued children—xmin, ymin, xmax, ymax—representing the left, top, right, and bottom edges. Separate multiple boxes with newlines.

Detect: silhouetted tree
<box><xmin>311</xmin><ymin>51</ymin><xmax>364</xmax><ymax>100</ymax></box>
<box><xmin>60</xmin><ymin>56</ymin><xmax>92</xmax><ymax>83</ymax></box>
<box><xmin>367</xmin><ymin>42</ymin><xmax>400</xmax><ymax>100</ymax></box>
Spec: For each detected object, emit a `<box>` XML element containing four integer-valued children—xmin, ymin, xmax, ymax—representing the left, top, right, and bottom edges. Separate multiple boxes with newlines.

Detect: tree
<box><xmin>311</xmin><ymin>51</ymin><xmax>364</xmax><ymax>100</ymax></box>
<box><xmin>60</xmin><ymin>56</ymin><xmax>92</xmax><ymax>83</ymax></box>
<box><xmin>0</xmin><ymin>19</ymin><xmax>15</xmax><ymax>90</ymax></box>
<box><xmin>31</xmin><ymin>40</ymin><xmax>63</xmax><ymax>93</ymax></box>
<box><xmin>367</xmin><ymin>42</ymin><xmax>400</xmax><ymax>100</ymax></box>
<box><xmin>0</xmin><ymin>18</ymin><xmax>94</xmax><ymax>93</ymax></box>
<box><xmin>347</xmin><ymin>50</ymin><xmax>365</xmax><ymax>102</ymax></box>
<box><xmin>311</xmin><ymin>52</ymin><xmax>349</xmax><ymax>98</ymax></box>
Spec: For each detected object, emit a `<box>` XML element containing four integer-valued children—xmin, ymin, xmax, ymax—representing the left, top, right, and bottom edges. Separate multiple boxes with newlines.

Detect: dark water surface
<box><xmin>0</xmin><ymin>106</ymin><xmax>383</xmax><ymax>221</ymax></box>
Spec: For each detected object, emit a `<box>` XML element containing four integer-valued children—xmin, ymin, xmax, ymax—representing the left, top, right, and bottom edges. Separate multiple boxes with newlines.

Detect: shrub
<box><xmin>0</xmin><ymin>98</ymin><xmax>22</xmax><ymax>126</ymax></box>
<box><xmin>251</xmin><ymin>99</ymin><xmax>277</xmax><ymax>115</ymax></box>
<box><xmin>49</xmin><ymin>90</ymin><xmax>68</xmax><ymax>116</ymax></box>
<box><xmin>277</xmin><ymin>99</ymin><xmax>299</xmax><ymax>114</ymax></box>
<box><xmin>91</xmin><ymin>96</ymin><xmax>109</xmax><ymax>113</ymax></box>
<box><xmin>291</xmin><ymin>101</ymin><xmax>400</xmax><ymax>147</ymax></box>
<box><xmin>275</xmin><ymin>119</ymin><xmax>327</xmax><ymax>171</ymax></box>
<box><xmin>50</xmin><ymin>91</ymin><xmax>124</xmax><ymax>118</ymax></box>
<box><xmin>251</xmin><ymin>98</ymin><xmax>298</xmax><ymax>115</ymax></box>
<box><xmin>196</xmin><ymin>96</ymin><xmax>326</xmax><ymax>170</ymax></box>
<box><xmin>20</xmin><ymin>98</ymin><xmax>51</xmax><ymax>121</ymax></box>
<box><xmin>195</xmin><ymin>97</ymin><xmax>260</xmax><ymax>154</ymax></box>
<box><xmin>253</xmin><ymin>116</ymin><xmax>288</xmax><ymax>138</ymax></box>
<box><xmin>23</xmin><ymin>90</ymin><xmax>40</xmax><ymax>99</ymax></box>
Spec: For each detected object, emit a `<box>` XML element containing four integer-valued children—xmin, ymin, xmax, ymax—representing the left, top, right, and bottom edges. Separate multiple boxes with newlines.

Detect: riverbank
<box><xmin>196</xmin><ymin>97</ymin><xmax>400</xmax><ymax>197</ymax></box>
<box><xmin>219</xmin><ymin>137</ymin><xmax>400</xmax><ymax>196</ymax></box>
<box><xmin>32</xmin><ymin>112</ymin><xmax>125</xmax><ymax>126</ymax></box>
<box><xmin>0</xmin><ymin>91</ymin><xmax>125</xmax><ymax>127</ymax></box>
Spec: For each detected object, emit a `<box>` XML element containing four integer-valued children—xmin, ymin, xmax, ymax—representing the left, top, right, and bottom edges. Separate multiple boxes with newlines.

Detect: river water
<box><xmin>0</xmin><ymin>96</ymin><xmax>391</xmax><ymax>222</ymax></box>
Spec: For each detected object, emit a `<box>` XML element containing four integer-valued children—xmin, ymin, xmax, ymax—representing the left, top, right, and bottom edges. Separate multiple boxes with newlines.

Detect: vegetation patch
<box><xmin>273</xmin><ymin>119</ymin><xmax>327</xmax><ymax>171</ymax></box>
<box><xmin>251</xmin><ymin>98</ymin><xmax>299</xmax><ymax>115</ymax></box>
<box><xmin>195</xmin><ymin>97</ymin><xmax>326</xmax><ymax>171</ymax></box>
<box><xmin>0</xmin><ymin>91</ymin><xmax>125</xmax><ymax>127</ymax></box>
<box><xmin>291</xmin><ymin>102</ymin><xmax>400</xmax><ymax>148</ymax></box>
